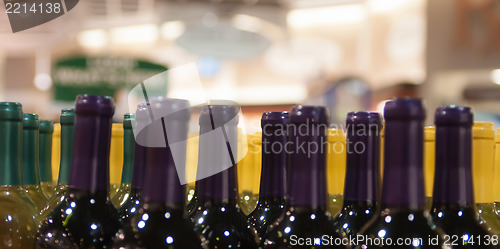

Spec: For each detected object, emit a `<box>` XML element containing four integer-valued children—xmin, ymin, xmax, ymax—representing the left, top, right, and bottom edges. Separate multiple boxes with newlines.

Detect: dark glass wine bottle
<box><xmin>189</xmin><ymin>102</ymin><xmax>260</xmax><ymax>248</ymax></box>
<box><xmin>261</xmin><ymin>105</ymin><xmax>348</xmax><ymax>249</ymax></box>
<box><xmin>40</xmin><ymin>108</ymin><xmax>75</xmax><ymax>220</ymax></box>
<box><xmin>333</xmin><ymin>112</ymin><xmax>382</xmax><ymax>238</ymax></box>
<box><xmin>39</xmin><ymin>120</ymin><xmax>55</xmax><ymax>198</ymax></box>
<box><xmin>22</xmin><ymin>113</ymin><xmax>48</xmax><ymax>215</ymax></box>
<box><xmin>112</xmin><ymin>97</ymin><xmax>208</xmax><ymax>249</ymax></box>
<box><xmin>112</xmin><ymin>113</ymin><xmax>137</xmax><ymax>208</ymax></box>
<box><xmin>247</xmin><ymin>111</ymin><xmax>288</xmax><ymax>241</ymax></box>
<box><xmin>36</xmin><ymin>95</ymin><xmax>120</xmax><ymax>249</ymax></box>
<box><xmin>430</xmin><ymin>105</ymin><xmax>497</xmax><ymax>248</ymax></box>
<box><xmin>0</xmin><ymin>102</ymin><xmax>37</xmax><ymax>249</ymax></box>
<box><xmin>357</xmin><ymin>98</ymin><xmax>448</xmax><ymax>249</ymax></box>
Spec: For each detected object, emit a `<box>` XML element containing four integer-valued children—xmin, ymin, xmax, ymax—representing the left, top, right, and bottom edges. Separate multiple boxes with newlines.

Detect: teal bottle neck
<box><xmin>22</xmin><ymin>124</ymin><xmax>41</xmax><ymax>185</ymax></box>
<box><xmin>57</xmin><ymin>122</ymin><xmax>74</xmax><ymax>185</ymax></box>
<box><xmin>120</xmin><ymin>126</ymin><xmax>134</xmax><ymax>184</ymax></box>
<box><xmin>0</xmin><ymin>120</ymin><xmax>23</xmax><ymax>186</ymax></box>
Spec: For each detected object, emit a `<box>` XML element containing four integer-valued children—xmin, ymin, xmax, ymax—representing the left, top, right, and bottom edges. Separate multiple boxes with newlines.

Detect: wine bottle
<box><xmin>112</xmin><ymin>97</ymin><xmax>208</xmax><ymax>249</ymax></box>
<box><xmin>112</xmin><ymin>113</ymin><xmax>136</xmax><ymax>209</ymax></box>
<box><xmin>189</xmin><ymin>102</ymin><xmax>259</xmax><ymax>248</ymax></box>
<box><xmin>430</xmin><ymin>105</ymin><xmax>497</xmax><ymax>248</ymax></box>
<box><xmin>110</xmin><ymin>123</ymin><xmax>124</xmax><ymax>198</ymax></box>
<box><xmin>247</xmin><ymin>111</ymin><xmax>288</xmax><ymax>241</ymax></box>
<box><xmin>261</xmin><ymin>105</ymin><xmax>348</xmax><ymax>249</ymax></box>
<box><xmin>22</xmin><ymin>113</ymin><xmax>48</xmax><ymax>214</ymax></box>
<box><xmin>36</xmin><ymin>95</ymin><xmax>120</xmax><ymax>249</ymax></box>
<box><xmin>114</xmin><ymin>107</ymin><xmax>148</xmax><ymax>224</ymax></box>
<box><xmin>327</xmin><ymin>128</ymin><xmax>347</xmax><ymax>216</ymax></box>
<box><xmin>333</xmin><ymin>112</ymin><xmax>382</xmax><ymax>237</ymax></box>
<box><xmin>357</xmin><ymin>98</ymin><xmax>448</xmax><ymax>249</ymax></box>
<box><xmin>0</xmin><ymin>102</ymin><xmax>38</xmax><ymax>249</ymax></box>
<box><xmin>39</xmin><ymin>120</ymin><xmax>55</xmax><ymax>198</ymax></box>
<box><xmin>424</xmin><ymin>126</ymin><xmax>435</xmax><ymax>210</ymax></box>
<box><xmin>472</xmin><ymin>122</ymin><xmax>500</xmax><ymax>235</ymax></box>
<box><xmin>41</xmin><ymin>108</ymin><xmax>75</xmax><ymax>220</ymax></box>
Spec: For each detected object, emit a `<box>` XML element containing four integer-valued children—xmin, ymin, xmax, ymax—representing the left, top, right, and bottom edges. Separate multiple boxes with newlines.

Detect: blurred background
<box><xmin>0</xmin><ymin>0</ymin><xmax>500</xmax><ymax>132</ymax></box>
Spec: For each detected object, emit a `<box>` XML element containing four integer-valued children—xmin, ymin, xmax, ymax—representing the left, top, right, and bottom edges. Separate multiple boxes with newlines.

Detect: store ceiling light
<box><xmin>161</xmin><ymin>21</ymin><xmax>186</xmax><ymax>41</ymax></box>
<box><xmin>491</xmin><ymin>69</ymin><xmax>500</xmax><ymax>85</ymax></box>
<box><xmin>369</xmin><ymin>0</ymin><xmax>413</xmax><ymax>13</ymax></box>
<box><xmin>287</xmin><ymin>4</ymin><xmax>366</xmax><ymax>29</ymax></box>
<box><xmin>232</xmin><ymin>14</ymin><xmax>263</xmax><ymax>33</ymax></box>
<box><xmin>34</xmin><ymin>73</ymin><xmax>52</xmax><ymax>91</ymax></box>
<box><xmin>77</xmin><ymin>29</ymin><xmax>108</xmax><ymax>48</ymax></box>
<box><xmin>111</xmin><ymin>24</ymin><xmax>159</xmax><ymax>44</ymax></box>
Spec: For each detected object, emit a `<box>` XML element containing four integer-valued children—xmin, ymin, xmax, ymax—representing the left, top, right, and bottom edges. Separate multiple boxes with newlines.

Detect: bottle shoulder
<box><xmin>189</xmin><ymin>203</ymin><xmax>259</xmax><ymax>247</ymax></box>
<box><xmin>262</xmin><ymin>206</ymin><xmax>347</xmax><ymax>249</ymax></box>
<box><xmin>0</xmin><ymin>189</ymin><xmax>37</xmax><ymax>247</ymax></box>
<box><xmin>332</xmin><ymin>202</ymin><xmax>377</xmax><ymax>236</ymax></box>
<box><xmin>36</xmin><ymin>189</ymin><xmax>120</xmax><ymax>248</ymax></box>
<box><xmin>117</xmin><ymin>191</ymin><xmax>142</xmax><ymax>223</ymax></box>
<box><xmin>248</xmin><ymin>200</ymin><xmax>285</xmax><ymax>222</ymax></box>
<box><xmin>116</xmin><ymin>204</ymin><xmax>208</xmax><ymax>249</ymax></box>
<box><xmin>359</xmin><ymin>209</ymin><xmax>449</xmax><ymax>248</ymax></box>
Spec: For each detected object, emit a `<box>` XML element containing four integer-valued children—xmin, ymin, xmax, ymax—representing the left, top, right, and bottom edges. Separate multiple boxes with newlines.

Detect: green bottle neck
<box><xmin>57</xmin><ymin>123</ymin><xmax>74</xmax><ymax>185</ymax></box>
<box><xmin>39</xmin><ymin>130</ymin><xmax>53</xmax><ymax>183</ymax></box>
<box><xmin>120</xmin><ymin>127</ymin><xmax>135</xmax><ymax>184</ymax></box>
<box><xmin>0</xmin><ymin>120</ymin><xmax>23</xmax><ymax>186</ymax></box>
<box><xmin>22</xmin><ymin>126</ymin><xmax>41</xmax><ymax>185</ymax></box>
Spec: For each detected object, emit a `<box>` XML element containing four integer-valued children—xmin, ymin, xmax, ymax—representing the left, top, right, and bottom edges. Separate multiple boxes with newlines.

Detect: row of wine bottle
<box><xmin>1</xmin><ymin>95</ymin><xmax>500</xmax><ymax>248</ymax></box>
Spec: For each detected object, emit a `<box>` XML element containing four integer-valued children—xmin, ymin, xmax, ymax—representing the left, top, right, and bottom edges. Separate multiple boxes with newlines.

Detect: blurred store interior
<box><xmin>0</xmin><ymin>0</ymin><xmax>499</xmax><ymax>133</ymax></box>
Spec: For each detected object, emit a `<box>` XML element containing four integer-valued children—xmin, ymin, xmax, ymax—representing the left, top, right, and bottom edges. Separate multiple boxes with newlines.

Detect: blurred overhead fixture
<box><xmin>232</xmin><ymin>14</ymin><xmax>264</xmax><ymax>33</ymax></box>
<box><xmin>491</xmin><ymin>69</ymin><xmax>500</xmax><ymax>85</ymax></box>
<box><xmin>287</xmin><ymin>4</ymin><xmax>366</xmax><ymax>28</ymax></box>
<box><xmin>77</xmin><ymin>29</ymin><xmax>108</xmax><ymax>48</ymax></box>
<box><xmin>161</xmin><ymin>21</ymin><xmax>186</xmax><ymax>41</ymax></box>
<box><xmin>368</xmin><ymin>0</ymin><xmax>413</xmax><ymax>13</ymax></box>
<box><xmin>34</xmin><ymin>73</ymin><xmax>53</xmax><ymax>91</ymax></box>
<box><xmin>110</xmin><ymin>24</ymin><xmax>159</xmax><ymax>44</ymax></box>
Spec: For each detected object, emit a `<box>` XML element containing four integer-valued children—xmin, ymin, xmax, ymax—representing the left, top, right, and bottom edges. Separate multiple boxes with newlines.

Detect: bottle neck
<box><xmin>197</xmin><ymin>167</ymin><xmax>239</xmax><ymax>203</ymax></box>
<box><xmin>0</xmin><ymin>120</ymin><xmax>22</xmax><ymax>186</ymax></box>
<box><xmin>131</xmin><ymin>142</ymin><xmax>146</xmax><ymax>189</ymax></box>
<box><xmin>142</xmin><ymin>146</ymin><xmax>186</xmax><ymax>206</ymax></box>
<box><xmin>39</xmin><ymin>130</ymin><xmax>53</xmax><ymax>183</ymax></box>
<box><xmin>381</xmin><ymin>120</ymin><xmax>425</xmax><ymax>210</ymax></box>
<box><xmin>195</xmin><ymin>123</ymin><xmax>239</xmax><ymax>202</ymax></box>
<box><xmin>259</xmin><ymin>126</ymin><xmax>287</xmax><ymax>200</ymax></box>
<box><xmin>288</xmin><ymin>124</ymin><xmax>327</xmax><ymax>208</ymax></box>
<box><xmin>22</xmin><ymin>126</ymin><xmax>41</xmax><ymax>185</ymax></box>
<box><xmin>120</xmin><ymin>127</ymin><xmax>135</xmax><ymax>185</ymax></box>
<box><xmin>344</xmin><ymin>127</ymin><xmax>380</xmax><ymax>202</ymax></box>
<box><xmin>58</xmin><ymin>122</ymin><xmax>74</xmax><ymax>185</ymax></box>
<box><xmin>69</xmin><ymin>115</ymin><xmax>112</xmax><ymax>192</ymax></box>
<box><xmin>433</xmin><ymin>126</ymin><xmax>474</xmax><ymax>206</ymax></box>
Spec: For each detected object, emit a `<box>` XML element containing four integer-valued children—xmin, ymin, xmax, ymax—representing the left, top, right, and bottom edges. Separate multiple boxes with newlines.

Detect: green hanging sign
<box><xmin>52</xmin><ymin>56</ymin><xmax>168</xmax><ymax>102</ymax></box>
